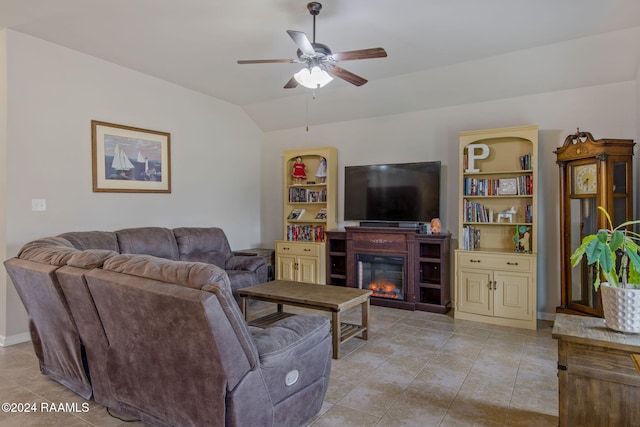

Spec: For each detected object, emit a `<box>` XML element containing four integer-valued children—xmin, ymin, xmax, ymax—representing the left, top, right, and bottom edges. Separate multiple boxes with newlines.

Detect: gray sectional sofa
<box><xmin>4</xmin><ymin>227</ymin><xmax>332</xmax><ymax>426</ymax></box>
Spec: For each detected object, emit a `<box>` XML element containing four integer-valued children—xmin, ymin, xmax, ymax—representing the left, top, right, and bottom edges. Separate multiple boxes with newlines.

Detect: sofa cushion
<box><xmin>66</xmin><ymin>249</ymin><xmax>119</xmax><ymax>269</ymax></box>
<box><xmin>116</xmin><ymin>227</ymin><xmax>179</xmax><ymax>260</ymax></box>
<box><xmin>18</xmin><ymin>237</ymin><xmax>78</xmax><ymax>266</ymax></box>
<box><xmin>102</xmin><ymin>254</ymin><xmax>231</xmax><ymax>291</ymax></box>
<box><xmin>173</xmin><ymin>227</ymin><xmax>232</xmax><ymax>267</ymax></box>
<box><xmin>58</xmin><ymin>231</ymin><xmax>119</xmax><ymax>251</ymax></box>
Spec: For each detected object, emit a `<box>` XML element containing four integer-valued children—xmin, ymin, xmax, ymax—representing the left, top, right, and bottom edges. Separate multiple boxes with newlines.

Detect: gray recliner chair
<box><xmin>78</xmin><ymin>254</ymin><xmax>332</xmax><ymax>426</ymax></box>
<box><xmin>3</xmin><ymin>237</ymin><xmax>95</xmax><ymax>399</ymax></box>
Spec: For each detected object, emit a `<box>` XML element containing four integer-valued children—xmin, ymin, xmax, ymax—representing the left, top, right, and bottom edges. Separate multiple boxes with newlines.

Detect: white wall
<box><xmin>262</xmin><ymin>81</ymin><xmax>638</xmax><ymax>319</ymax></box>
<box><xmin>1</xmin><ymin>30</ymin><xmax>263</xmax><ymax>344</ymax></box>
<box><xmin>0</xmin><ymin>30</ymin><xmax>8</xmax><ymax>341</ymax></box>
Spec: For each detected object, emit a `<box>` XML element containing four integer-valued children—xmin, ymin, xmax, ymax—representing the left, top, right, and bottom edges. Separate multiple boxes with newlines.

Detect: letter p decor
<box><xmin>465</xmin><ymin>143</ymin><xmax>490</xmax><ymax>172</ymax></box>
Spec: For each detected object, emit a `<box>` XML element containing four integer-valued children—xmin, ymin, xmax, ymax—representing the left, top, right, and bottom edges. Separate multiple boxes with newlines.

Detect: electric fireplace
<box><xmin>356</xmin><ymin>253</ymin><xmax>406</xmax><ymax>301</ymax></box>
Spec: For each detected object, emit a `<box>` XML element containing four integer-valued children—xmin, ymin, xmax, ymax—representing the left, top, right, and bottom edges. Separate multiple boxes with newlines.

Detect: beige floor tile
<box><xmin>504</xmin><ymin>406</ymin><xmax>559</xmax><ymax>427</ymax></box>
<box><xmin>414</xmin><ymin>364</ymin><xmax>468</xmax><ymax>391</ymax></box>
<box><xmin>310</xmin><ymin>404</ymin><xmax>379</xmax><ymax>427</ymax></box>
<box><xmin>376</xmin><ymin>399</ymin><xmax>448</xmax><ymax>426</ymax></box>
<box><xmin>429</xmin><ymin>352</ymin><xmax>476</xmax><ymax>373</ymax></box>
<box><xmin>457</xmin><ymin>373</ymin><xmax>515</xmax><ymax>407</ymax></box>
<box><xmin>336</xmin><ymin>378</ymin><xmax>406</xmax><ymax>417</ymax></box>
<box><xmin>404</xmin><ymin>380</ymin><xmax>458</xmax><ymax>408</ymax></box>
<box><xmin>468</xmin><ymin>360</ymin><xmax>519</xmax><ymax>385</ymax></box>
<box><xmin>439</xmin><ymin>412</ymin><xmax>504</xmax><ymax>427</ymax></box>
<box><xmin>510</xmin><ymin>385</ymin><xmax>558</xmax><ymax>416</ymax></box>
<box><xmin>447</xmin><ymin>392</ymin><xmax>510</xmax><ymax>425</ymax></box>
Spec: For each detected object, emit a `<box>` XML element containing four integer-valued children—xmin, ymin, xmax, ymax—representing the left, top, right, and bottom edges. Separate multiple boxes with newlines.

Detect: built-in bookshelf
<box><xmin>455</xmin><ymin>125</ymin><xmax>539</xmax><ymax>330</ymax></box>
<box><xmin>275</xmin><ymin>146</ymin><xmax>337</xmax><ymax>284</ymax></box>
<box><xmin>459</xmin><ymin>145</ymin><xmax>536</xmax><ymax>251</ymax></box>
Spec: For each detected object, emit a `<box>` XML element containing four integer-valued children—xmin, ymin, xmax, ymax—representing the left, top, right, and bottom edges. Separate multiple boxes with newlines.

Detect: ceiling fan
<box><xmin>237</xmin><ymin>2</ymin><xmax>387</xmax><ymax>89</ymax></box>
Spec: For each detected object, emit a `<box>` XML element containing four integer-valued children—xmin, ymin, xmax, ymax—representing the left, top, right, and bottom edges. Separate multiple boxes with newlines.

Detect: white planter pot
<box><xmin>601</xmin><ymin>282</ymin><xmax>640</xmax><ymax>333</ymax></box>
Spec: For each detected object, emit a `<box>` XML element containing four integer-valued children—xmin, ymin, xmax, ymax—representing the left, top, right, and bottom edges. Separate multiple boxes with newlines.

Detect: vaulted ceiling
<box><xmin>2</xmin><ymin>0</ymin><xmax>640</xmax><ymax>131</ymax></box>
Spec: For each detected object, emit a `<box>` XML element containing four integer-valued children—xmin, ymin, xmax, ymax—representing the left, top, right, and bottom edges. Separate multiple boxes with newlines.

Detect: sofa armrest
<box><xmin>225</xmin><ymin>255</ymin><xmax>265</xmax><ymax>272</ymax></box>
<box><xmin>250</xmin><ymin>314</ymin><xmax>330</xmax><ymax>366</ymax></box>
<box><xmin>247</xmin><ymin>314</ymin><xmax>331</xmax><ymax>412</ymax></box>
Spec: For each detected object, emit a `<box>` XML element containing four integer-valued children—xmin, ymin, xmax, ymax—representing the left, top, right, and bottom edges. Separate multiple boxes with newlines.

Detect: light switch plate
<box><xmin>31</xmin><ymin>199</ymin><xmax>46</xmax><ymax>211</ymax></box>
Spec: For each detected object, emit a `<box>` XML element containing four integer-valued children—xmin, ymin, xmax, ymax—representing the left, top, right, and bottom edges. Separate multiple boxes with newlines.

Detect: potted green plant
<box><xmin>571</xmin><ymin>206</ymin><xmax>640</xmax><ymax>333</ymax></box>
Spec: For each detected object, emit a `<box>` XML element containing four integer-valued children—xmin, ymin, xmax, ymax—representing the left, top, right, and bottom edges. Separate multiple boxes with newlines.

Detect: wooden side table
<box><xmin>552</xmin><ymin>314</ymin><xmax>640</xmax><ymax>426</ymax></box>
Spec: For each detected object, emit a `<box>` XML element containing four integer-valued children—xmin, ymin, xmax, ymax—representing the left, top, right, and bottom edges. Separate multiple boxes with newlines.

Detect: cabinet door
<box><xmin>298</xmin><ymin>256</ymin><xmax>319</xmax><ymax>283</ymax></box>
<box><xmin>276</xmin><ymin>254</ymin><xmax>297</xmax><ymax>281</ymax></box>
<box><xmin>493</xmin><ymin>271</ymin><xmax>532</xmax><ymax>321</ymax></box>
<box><xmin>458</xmin><ymin>269</ymin><xmax>492</xmax><ymax>316</ymax></box>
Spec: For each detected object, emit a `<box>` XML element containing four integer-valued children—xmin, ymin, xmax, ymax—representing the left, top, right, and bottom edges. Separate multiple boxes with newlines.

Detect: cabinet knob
<box><xmin>470</xmin><ymin>259</ymin><xmax>481</xmax><ymax>263</ymax></box>
<box><xmin>304</xmin><ymin>248</ymin><xmax>311</xmax><ymax>252</ymax></box>
<box><xmin>506</xmin><ymin>262</ymin><xmax>519</xmax><ymax>266</ymax></box>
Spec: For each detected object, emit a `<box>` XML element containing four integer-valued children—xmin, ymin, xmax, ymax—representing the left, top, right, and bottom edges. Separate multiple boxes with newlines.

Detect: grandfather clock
<box><xmin>555</xmin><ymin>129</ymin><xmax>635</xmax><ymax>316</ymax></box>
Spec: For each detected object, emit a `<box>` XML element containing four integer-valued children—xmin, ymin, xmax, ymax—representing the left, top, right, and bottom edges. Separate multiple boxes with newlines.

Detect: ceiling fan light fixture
<box><xmin>294</xmin><ymin>66</ymin><xmax>333</xmax><ymax>89</ymax></box>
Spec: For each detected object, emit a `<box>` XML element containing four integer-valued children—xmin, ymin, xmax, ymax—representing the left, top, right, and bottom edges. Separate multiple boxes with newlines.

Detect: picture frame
<box><xmin>91</xmin><ymin>120</ymin><xmax>171</xmax><ymax>193</ymax></box>
<box><xmin>498</xmin><ymin>178</ymin><xmax>518</xmax><ymax>195</ymax></box>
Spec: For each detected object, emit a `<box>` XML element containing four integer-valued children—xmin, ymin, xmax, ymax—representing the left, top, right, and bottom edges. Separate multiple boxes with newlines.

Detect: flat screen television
<box><xmin>344</xmin><ymin>161</ymin><xmax>441</xmax><ymax>224</ymax></box>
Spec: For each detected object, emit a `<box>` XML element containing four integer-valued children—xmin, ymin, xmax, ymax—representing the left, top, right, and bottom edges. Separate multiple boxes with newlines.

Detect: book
<box><xmin>315</xmin><ymin>208</ymin><xmax>327</xmax><ymax>220</ymax></box>
<box><xmin>287</xmin><ymin>209</ymin><xmax>305</xmax><ymax>220</ymax></box>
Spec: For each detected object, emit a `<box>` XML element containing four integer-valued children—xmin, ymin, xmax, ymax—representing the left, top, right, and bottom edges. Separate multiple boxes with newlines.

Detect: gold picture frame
<box><xmin>91</xmin><ymin>120</ymin><xmax>171</xmax><ymax>193</ymax></box>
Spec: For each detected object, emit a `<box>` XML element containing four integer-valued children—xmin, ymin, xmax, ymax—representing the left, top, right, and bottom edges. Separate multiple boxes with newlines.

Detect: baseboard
<box><xmin>537</xmin><ymin>311</ymin><xmax>556</xmax><ymax>322</ymax></box>
<box><xmin>0</xmin><ymin>332</ymin><xmax>31</xmax><ymax>347</ymax></box>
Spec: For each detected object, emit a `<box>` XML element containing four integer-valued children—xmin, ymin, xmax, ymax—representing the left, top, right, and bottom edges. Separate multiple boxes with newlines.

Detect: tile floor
<box><xmin>0</xmin><ymin>303</ymin><xmax>559</xmax><ymax>426</ymax></box>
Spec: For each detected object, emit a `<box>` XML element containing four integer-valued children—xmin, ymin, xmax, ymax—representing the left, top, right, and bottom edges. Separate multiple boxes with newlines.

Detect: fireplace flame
<box><xmin>368</xmin><ymin>279</ymin><xmax>402</xmax><ymax>299</ymax></box>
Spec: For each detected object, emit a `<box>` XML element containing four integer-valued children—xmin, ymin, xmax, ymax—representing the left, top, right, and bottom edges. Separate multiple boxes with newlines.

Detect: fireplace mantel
<box><xmin>326</xmin><ymin>227</ymin><xmax>451</xmax><ymax>313</ymax></box>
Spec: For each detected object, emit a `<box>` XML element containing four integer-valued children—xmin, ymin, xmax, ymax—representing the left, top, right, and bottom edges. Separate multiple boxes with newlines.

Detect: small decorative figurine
<box><xmin>291</xmin><ymin>156</ymin><xmax>307</xmax><ymax>185</ymax></box>
<box><xmin>498</xmin><ymin>206</ymin><xmax>517</xmax><ymax>223</ymax></box>
<box><xmin>514</xmin><ymin>225</ymin><xmax>531</xmax><ymax>252</ymax></box>
<box><xmin>520</xmin><ymin>230</ymin><xmax>531</xmax><ymax>253</ymax></box>
<box><xmin>315</xmin><ymin>157</ymin><xmax>327</xmax><ymax>183</ymax></box>
<box><xmin>430</xmin><ymin>218</ymin><xmax>442</xmax><ymax>234</ymax></box>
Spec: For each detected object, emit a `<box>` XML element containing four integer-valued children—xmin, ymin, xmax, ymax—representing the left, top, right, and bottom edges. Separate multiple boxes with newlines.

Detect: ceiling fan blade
<box><xmin>331</xmin><ymin>47</ymin><xmax>387</xmax><ymax>62</ymax></box>
<box><xmin>326</xmin><ymin>65</ymin><xmax>368</xmax><ymax>86</ymax></box>
<box><xmin>284</xmin><ymin>76</ymin><xmax>298</xmax><ymax>89</ymax></box>
<box><xmin>287</xmin><ymin>30</ymin><xmax>315</xmax><ymax>56</ymax></box>
<box><xmin>237</xmin><ymin>59</ymin><xmax>297</xmax><ymax>64</ymax></box>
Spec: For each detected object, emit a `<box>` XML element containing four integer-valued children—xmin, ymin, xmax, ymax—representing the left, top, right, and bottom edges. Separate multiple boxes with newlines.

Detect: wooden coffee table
<box><xmin>238</xmin><ymin>280</ymin><xmax>372</xmax><ymax>359</ymax></box>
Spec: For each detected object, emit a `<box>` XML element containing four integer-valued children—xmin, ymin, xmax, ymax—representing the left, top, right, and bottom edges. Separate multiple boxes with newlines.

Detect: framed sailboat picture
<box><xmin>91</xmin><ymin>121</ymin><xmax>171</xmax><ymax>193</ymax></box>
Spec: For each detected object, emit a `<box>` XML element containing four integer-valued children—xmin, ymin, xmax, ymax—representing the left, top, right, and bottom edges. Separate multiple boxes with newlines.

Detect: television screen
<box><xmin>344</xmin><ymin>161</ymin><xmax>441</xmax><ymax>223</ymax></box>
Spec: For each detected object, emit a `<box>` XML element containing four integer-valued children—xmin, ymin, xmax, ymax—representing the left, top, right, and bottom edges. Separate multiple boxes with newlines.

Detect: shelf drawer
<box><xmin>457</xmin><ymin>252</ymin><xmax>533</xmax><ymax>272</ymax></box>
<box><xmin>276</xmin><ymin>241</ymin><xmax>320</xmax><ymax>257</ymax></box>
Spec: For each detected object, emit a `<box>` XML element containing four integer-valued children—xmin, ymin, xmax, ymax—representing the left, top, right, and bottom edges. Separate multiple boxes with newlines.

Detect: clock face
<box><xmin>573</xmin><ymin>163</ymin><xmax>597</xmax><ymax>195</ymax></box>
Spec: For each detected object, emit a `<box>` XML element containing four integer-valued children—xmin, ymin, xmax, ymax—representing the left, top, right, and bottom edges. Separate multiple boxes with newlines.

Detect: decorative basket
<box><xmin>601</xmin><ymin>283</ymin><xmax>640</xmax><ymax>334</ymax></box>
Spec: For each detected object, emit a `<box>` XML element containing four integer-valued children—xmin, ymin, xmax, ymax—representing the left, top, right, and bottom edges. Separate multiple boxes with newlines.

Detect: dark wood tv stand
<box><xmin>326</xmin><ymin>227</ymin><xmax>451</xmax><ymax>313</ymax></box>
